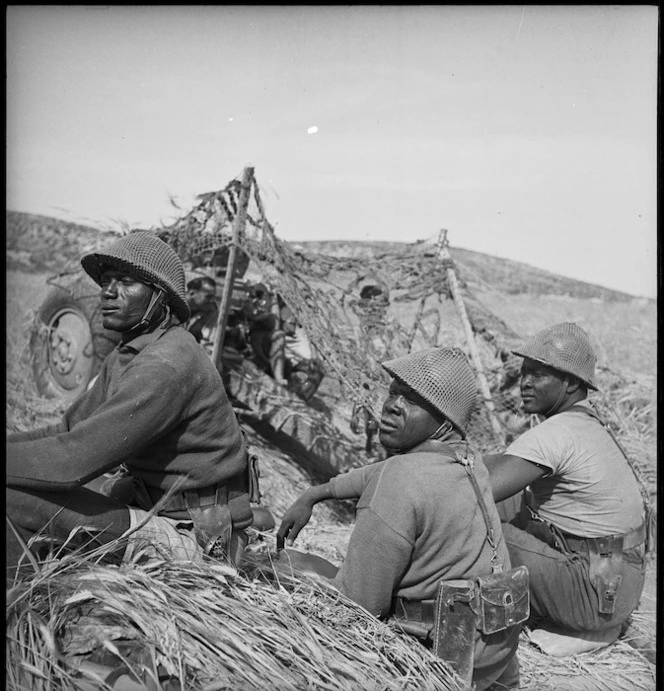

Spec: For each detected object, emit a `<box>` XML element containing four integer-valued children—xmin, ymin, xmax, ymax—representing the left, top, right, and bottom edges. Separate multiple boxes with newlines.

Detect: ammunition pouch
<box><xmin>473</xmin><ymin>565</ymin><xmax>530</xmax><ymax>634</ymax></box>
<box><xmin>393</xmin><ymin>567</ymin><xmax>529</xmax><ymax>685</ymax></box>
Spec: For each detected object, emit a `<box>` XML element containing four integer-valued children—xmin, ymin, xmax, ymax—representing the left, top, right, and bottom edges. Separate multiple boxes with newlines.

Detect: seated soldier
<box><xmin>277</xmin><ymin>347</ymin><xmax>521</xmax><ymax>690</ymax></box>
<box><xmin>185</xmin><ymin>275</ymin><xmax>218</xmax><ymax>346</ymax></box>
<box><xmin>243</xmin><ymin>282</ymin><xmax>286</xmax><ymax>383</ymax></box>
<box><xmin>484</xmin><ymin>322</ymin><xmax>648</xmax><ymax>643</ymax></box>
<box><xmin>6</xmin><ymin>232</ymin><xmax>254</xmax><ymax>576</ymax></box>
<box><xmin>244</xmin><ymin>284</ymin><xmax>324</xmax><ymax>401</ymax></box>
<box><xmin>278</xmin><ymin>297</ymin><xmax>325</xmax><ymax>402</ymax></box>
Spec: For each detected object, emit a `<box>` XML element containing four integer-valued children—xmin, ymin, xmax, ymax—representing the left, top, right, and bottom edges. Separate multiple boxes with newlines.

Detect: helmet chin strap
<box><xmin>126</xmin><ymin>287</ymin><xmax>167</xmax><ymax>335</ymax></box>
<box><xmin>542</xmin><ymin>375</ymin><xmax>569</xmax><ymax>418</ymax></box>
<box><xmin>428</xmin><ymin>419</ymin><xmax>457</xmax><ymax>442</ymax></box>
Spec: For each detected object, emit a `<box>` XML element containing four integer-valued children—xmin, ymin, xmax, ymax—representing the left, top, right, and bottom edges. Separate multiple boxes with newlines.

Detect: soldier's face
<box><xmin>99</xmin><ymin>268</ymin><xmax>154</xmax><ymax>332</ymax></box>
<box><xmin>379</xmin><ymin>378</ymin><xmax>442</xmax><ymax>453</ymax></box>
<box><xmin>519</xmin><ymin>358</ymin><xmax>569</xmax><ymax>417</ymax></box>
<box><xmin>187</xmin><ymin>284</ymin><xmax>216</xmax><ymax>308</ymax></box>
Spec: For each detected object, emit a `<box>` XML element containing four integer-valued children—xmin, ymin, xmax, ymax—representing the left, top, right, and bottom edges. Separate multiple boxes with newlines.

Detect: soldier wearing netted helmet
<box><xmin>277</xmin><ymin>347</ymin><xmax>521</xmax><ymax>691</ymax></box>
<box><xmin>485</xmin><ymin>322</ymin><xmax>646</xmax><ymax>648</ymax></box>
<box><xmin>7</xmin><ymin>231</ymin><xmax>255</xmax><ymax>573</ymax></box>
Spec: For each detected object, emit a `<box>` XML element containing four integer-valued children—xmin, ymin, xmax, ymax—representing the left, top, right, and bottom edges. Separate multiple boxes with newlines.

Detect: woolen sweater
<box><xmin>328</xmin><ymin>439</ymin><xmax>519</xmax><ymax>687</ymax></box>
<box><xmin>7</xmin><ymin>325</ymin><xmax>252</xmax><ymax>529</ymax></box>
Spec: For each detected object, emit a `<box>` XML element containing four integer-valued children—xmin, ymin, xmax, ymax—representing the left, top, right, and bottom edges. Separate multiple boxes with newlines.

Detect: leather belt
<box><xmin>392</xmin><ymin>598</ymin><xmax>437</xmax><ymax>640</ymax></box>
<box><xmin>147</xmin><ymin>483</ymin><xmax>228</xmax><ymax>513</ymax></box>
<box><xmin>561</xmin><ymin>522</ymin><xmax>646</xmax><ymax>553</ymax></box>
<box><xmin>393</xmin><ymin>598</ymin><xmax>436</xmax><ymax>626</ymax></box>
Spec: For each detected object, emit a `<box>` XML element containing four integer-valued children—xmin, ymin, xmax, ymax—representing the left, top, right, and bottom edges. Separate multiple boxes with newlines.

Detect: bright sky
<box><xmin>7</xmin><ymin>6</ymin><xmax>658</xmax><ymax>298</ymax></box>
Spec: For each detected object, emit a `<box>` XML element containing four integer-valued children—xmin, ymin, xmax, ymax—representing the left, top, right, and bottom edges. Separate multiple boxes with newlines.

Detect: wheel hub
<box><xmin>46</xmin><ymin>310</ymin><xmax>94</xmax><ymax>390</ymax></box>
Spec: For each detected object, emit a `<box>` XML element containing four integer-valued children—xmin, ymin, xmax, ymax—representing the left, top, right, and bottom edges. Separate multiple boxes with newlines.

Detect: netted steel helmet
<box><xmin>512</xmin><ymin>322</ymin><xmax>598</xmax><ymax>390</ymax></box>
<box><xmin>382</xmin><ymin>347</ymin><xmax>478</xmax><ymax>437</ymax></box>
<box><xmin>81</xmin><ymin>231</ymin><xmax>190</xmax><ymax>323</ymax></box>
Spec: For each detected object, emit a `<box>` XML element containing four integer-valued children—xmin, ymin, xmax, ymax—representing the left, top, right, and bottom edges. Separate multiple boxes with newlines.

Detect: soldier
<box><xmin>485</xmin><ymin>322</ymin><xmax>647</xmax><ymax>644</ymax></box>
<box><xmin>278</xmin><ymin>347</ymin><xmax>522</xmax><ymax>690</ymax></box>
<box><xmin>185</xmin><ymin>275</ymin><xmax>218</xmax><ymax>346</ymax></box>
<box><xmin>7</xmin><ymin>232</ymin><xmax>254</xmax><ymax>576</ymax></box>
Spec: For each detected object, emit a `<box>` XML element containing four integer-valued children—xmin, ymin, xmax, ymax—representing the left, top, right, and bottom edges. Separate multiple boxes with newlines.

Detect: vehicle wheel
<box><xmin>30</xmin><ymin>282</ymin><xmax>120</xmax><ymax>399</ymax></box>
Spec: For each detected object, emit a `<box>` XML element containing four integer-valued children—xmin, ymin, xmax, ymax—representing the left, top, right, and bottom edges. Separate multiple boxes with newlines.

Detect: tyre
<box><xmin>30</xmin><ymin>276</ymin><xmax>120</xmax><ymax>399</ymax></box>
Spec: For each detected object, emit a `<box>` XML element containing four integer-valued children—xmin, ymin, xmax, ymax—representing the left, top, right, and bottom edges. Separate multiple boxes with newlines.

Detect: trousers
<box><xmin>497</xmin><ymin>494</ymin><xmax>645</xmax><ymax>632</ymax></box>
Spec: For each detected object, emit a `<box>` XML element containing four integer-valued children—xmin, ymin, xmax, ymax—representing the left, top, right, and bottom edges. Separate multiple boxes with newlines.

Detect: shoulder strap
<box><xmin>455</xmin><ymin>445</ymin><xmax>504</xmax><ymax>573</ymax></box>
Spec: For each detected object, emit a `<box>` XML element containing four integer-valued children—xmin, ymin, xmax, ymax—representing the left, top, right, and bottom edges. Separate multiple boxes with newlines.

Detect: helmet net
<box><xmin>382</xmin><ymin>347</ymin><xmax>478</xmax><ymax>436</ymax></box>
<box><xmin>513</xmin><ymin>322</ymin><xmax>597</xmax><ymax>389</ymax></box>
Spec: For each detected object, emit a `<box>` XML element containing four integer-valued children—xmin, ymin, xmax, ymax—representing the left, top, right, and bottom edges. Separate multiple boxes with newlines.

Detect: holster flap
<box><xmin>474</xmin><ymin>565</ymin><xmax>530</xmax><ymax>635</ymax></box>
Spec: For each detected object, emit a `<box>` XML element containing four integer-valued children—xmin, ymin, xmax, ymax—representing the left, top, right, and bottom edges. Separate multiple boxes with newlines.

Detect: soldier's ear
<box><xmin>565</xmin><ymin>375</ymin><xmax>581</xmax><ymax>394</ymax></box>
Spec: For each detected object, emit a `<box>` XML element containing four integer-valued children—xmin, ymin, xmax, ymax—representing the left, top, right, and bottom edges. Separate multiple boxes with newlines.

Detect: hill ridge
<box><xmin>290</xmin><ymin>240</ymin><xmax>639</xmax><ymax>303</ymax></box>
<box><xmin>7</xmin><ymin>210</ymin><xmax>643</xmax><ymax>303</ymax></box>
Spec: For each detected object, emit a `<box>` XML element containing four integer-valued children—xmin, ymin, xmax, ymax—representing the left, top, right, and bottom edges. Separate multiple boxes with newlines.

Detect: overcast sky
<box><xmin>6</xmin><ymin>6</ymin><xmax>658</xmax><ymax>298</ymax></box>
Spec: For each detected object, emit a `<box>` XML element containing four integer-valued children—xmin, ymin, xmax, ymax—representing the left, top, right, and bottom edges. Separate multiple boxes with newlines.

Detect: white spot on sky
<box><xmin>307</xmin><ymin>126</ymin><xmax>318</xmax><ymax>134</ymax></box>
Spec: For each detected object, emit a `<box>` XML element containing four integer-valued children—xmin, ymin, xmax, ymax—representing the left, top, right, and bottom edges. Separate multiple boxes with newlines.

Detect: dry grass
<box><xmin>7</xmin><ymin>542</ymin><xmax>467</xmax><ymax>691</ymax></box>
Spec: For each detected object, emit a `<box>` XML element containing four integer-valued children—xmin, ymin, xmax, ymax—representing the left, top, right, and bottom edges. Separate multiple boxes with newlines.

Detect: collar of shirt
<box><xmin>409</xmin><ymin>438</ymin><xmax>468</xmax><ymax>457</ymax></box>
<box><xmin>118</xmin><ymin>326</ymin><xmax>170</xmax><ymax>354</ymax></box>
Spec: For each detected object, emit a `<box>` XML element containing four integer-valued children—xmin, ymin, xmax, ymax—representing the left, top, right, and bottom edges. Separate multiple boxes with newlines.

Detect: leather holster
<box><xmin>432</xmin><ymin>579</ymin><xmax>477</xmax><ymax>686</ymax></box>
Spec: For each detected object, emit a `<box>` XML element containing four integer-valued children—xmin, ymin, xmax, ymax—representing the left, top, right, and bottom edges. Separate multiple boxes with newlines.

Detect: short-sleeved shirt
<box><xmin>505</xmin><ymin>400</ymin><xmax>643</xmax><ymax>538</ymax></box>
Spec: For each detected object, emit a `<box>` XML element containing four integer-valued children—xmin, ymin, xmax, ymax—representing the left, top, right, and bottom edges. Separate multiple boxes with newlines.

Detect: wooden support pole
<box><xmin>437</xmin><ymin>230</ymin><xmax>505</xmax><ymax>444</ymax></box>
<box><xmin>211</xmin><ymin>166</ymin><xmax>254</xmax><ymax>372</ymax></box>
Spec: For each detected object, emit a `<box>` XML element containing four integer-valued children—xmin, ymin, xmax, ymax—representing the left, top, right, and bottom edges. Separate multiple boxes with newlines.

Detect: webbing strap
<box><xmin>455</xmin><ymin>445</ymin><xmax>503</xmax><ymax>572</ymax></box>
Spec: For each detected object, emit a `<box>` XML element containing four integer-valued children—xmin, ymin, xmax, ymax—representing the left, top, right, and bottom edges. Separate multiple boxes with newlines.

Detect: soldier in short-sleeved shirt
<box><xmin>485</xmin><ymin>323</ymin><xmax>646</xmax><ymax>634</ymax></box>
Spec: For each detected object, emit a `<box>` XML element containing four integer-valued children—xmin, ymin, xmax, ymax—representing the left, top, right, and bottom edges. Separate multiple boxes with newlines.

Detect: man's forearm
<box><xmin>298</xmin><ymin>482</ymin><xmax>333</xmax><ymax>507</ymax></box>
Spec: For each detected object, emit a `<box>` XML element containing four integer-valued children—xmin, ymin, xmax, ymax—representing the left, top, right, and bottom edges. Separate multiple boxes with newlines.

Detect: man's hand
<box><xmin>276</xmin><ymin>500</ymin><xmax>313</xmax><ymax>549</ymax></box>
<box><xmin>275</xmin><ymin>482</ymin><xmax>333</xmax><ymax>550</ymax></box>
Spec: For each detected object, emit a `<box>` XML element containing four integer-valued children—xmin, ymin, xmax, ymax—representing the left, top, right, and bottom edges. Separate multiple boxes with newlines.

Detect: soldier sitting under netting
<box><xmin>277</xmin><ymin>347</ymin><xmax>523</xmax><ymax>691</ymax></box>
<box><xmin>185</xmin><ymin>275</ymin><xmax>219</xmax><ymax>347</ymax></box>
<box><xmin>244</xmin><ymin>283</ymin><xmax>324</xmax><ymax>402</ymax></box>
<box><xmin>484</xmin><ymin>322</ymin><xmax>649</xmax><ymax>651</ymax></box>
<box><xmin>6</xmin><ymin>232</ymin><xmax>255</xmax><ymax>578</ymax></box>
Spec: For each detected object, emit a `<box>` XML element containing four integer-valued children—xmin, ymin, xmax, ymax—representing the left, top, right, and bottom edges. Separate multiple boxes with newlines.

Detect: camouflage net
<box><xmin>154</xmin><ymin>171</ymin><xmax>531</xmax><ymax>454</ymax></box>
<box><xmin>36</xmin><ymin>170</ymin><xmax>656</xmax><ymax>477</ymax></box>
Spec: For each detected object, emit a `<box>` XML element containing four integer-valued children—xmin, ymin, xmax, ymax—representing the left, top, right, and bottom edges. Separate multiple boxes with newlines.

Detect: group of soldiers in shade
<box><xmin>7</xmin><ymin>232</ymin><xmax>649</xmax><ymax>691</ymax></box>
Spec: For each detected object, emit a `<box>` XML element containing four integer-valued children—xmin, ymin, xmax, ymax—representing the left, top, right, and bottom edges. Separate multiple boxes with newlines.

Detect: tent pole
<box><xmin>437</xmin><ymin>230</ymin><xmax>505</xmax><ymax>444</ymax></box>
<box><xmin>211</xmin><ymin>166</ymin><xmax>254</xmax><ymax>372</ymax></box>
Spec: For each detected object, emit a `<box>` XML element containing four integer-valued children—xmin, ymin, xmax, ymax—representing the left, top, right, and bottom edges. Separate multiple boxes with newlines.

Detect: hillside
<box><xmin>6</xmin><ymin>211</ymin><xmax>643</xmax><ymax>303</ymax></box>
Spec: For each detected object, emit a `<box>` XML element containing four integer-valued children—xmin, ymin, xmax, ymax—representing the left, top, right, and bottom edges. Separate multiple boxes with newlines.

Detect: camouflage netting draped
<box><xmin>39</xmin><ymin>170</ymin><xmax>656</xmax><ymax>486</ymax></box>
<box><xmin>153</xmin><ymin>172</ymin><xmax>528</xmax><ymax>454</ymax></box>
<box><xmin>153</xmin><ymin>170</ymin><xmax>656</xmax><ymax>475</ymax></box>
